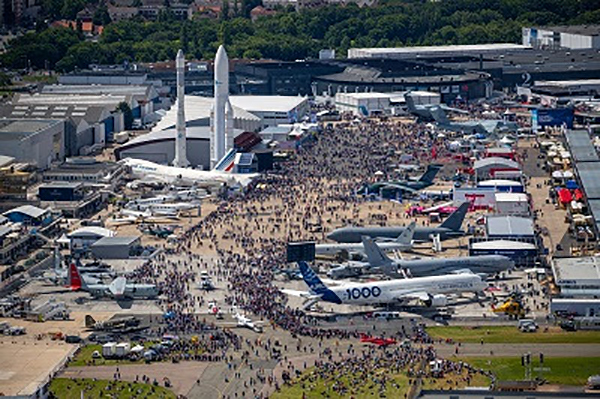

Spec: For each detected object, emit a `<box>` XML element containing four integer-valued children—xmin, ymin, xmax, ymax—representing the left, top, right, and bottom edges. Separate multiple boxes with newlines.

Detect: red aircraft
<box><xmin>359</xmin><ymin>333</ymin><xmax>397</xmax><ymax>346</ymax></box>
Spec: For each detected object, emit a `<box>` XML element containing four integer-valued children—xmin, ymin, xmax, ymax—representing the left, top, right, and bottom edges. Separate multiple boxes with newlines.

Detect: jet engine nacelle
<box><xmin>424</xmin><ymin>294</ymin><xmax>448</xmax><ymax>307</ymax></box>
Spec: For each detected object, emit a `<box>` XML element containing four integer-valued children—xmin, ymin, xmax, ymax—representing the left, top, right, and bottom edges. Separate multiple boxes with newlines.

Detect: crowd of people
<box><xmin>122</xmin><ymin>113</ymin><xmax>507</xmax><ymax>397</ymax></box>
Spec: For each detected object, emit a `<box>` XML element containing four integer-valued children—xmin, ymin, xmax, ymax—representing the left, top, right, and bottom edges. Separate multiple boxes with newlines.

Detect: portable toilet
<box><xmin>115</xmin><ymin>342</ymin><xmax>131</xmax><ymax>357</ymax></box>
<box><xmin>102</xmin><ymin>342</ymin><xmax>117</xmax><ymax>358</ymax></box>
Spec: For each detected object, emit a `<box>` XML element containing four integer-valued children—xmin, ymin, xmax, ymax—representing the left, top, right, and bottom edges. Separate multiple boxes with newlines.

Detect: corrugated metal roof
<box><xmin>474</xmin><ymin>157</ymin><xmax>520</xmax><ymax>170</ymax></box>
<box><xmin>553</xmin><ymin>256</ymin><xmax>600</xmax><ymax>283</ymax></box>
<box><xmin>152</xmin><ymin>96</ymin><xmax>260</xmax><ymax>132</ymax></box>
<box><xmin>495</xmin><ymin>193</ymin><xmax>528</xmax><ymax>202</ymax></box>
<box><xmin>14</xmin><ymin>93</ymin><xmax>131</xmax><ymax>106</ymax></box>
<box><xmin>68</xmin><ymin>226</ymin><xmax>115</xmax><ymax>238</ymax></box>
<box><xmin>230</xmin><ymin>95</ymin><xmax>308</xmax><ymax>113</ymax></box>
<box><xmin>487</xmin><ymin>216</ymin><xmax>535</xmax><ymax>237</ymax></box>
<box><xmin>3</xmin><ymin>205</ymin><xmax>48</xmax><ymax>219</ymax></box>
<box><xmin>565</xmin><ymin>130</ymin><xmax>599</xmax><ymax>162</ymax></box>
<box><xmin>41</xmin><ymin>84</ymin><xmax>154</xmax><ymax>97</ymax></box>
<box><xmin>0</xmin><ymin>155</ymin><xmax>15</xmax><ymax>168</ymax></box>
<box><xmin>0</xmin><ymin>120</ymin><xmax>61</xmax><ymax>135</ymax></box>
<box><xmin>91</xmin><ymin>235</ymin><xmax>140</xmax><ymax>246</ymax></box>
<box><xmin>576</xmin><ymin>161</ymin><xmax>600</xmax><ymax>199</ymax></box>
<box><xmin>471</xmin><ymin>239</ymin><xmax>536</xmax><ymax>250</ymax></box>
<box><xmin>124</xmin><ymin>126</ymin><xmax>245</xmax><ymax>147</ymax></box>
<box><xmin>39</xmin><ymin>181</ymin><xmax>83</xmax><ymax>189</ymax></box>
<box><xmin>0</xmin><ymin>225</ymin><xmax>11</xmax><ymax>237</ymax></box>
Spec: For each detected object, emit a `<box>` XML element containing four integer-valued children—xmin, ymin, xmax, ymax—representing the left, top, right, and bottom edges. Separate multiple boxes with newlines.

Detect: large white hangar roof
<box><xmin>125</xmin><ymin>127</ymin><xmax>213</xmax><ymax>146</ymax></box>
<box><xmin>229</xmin><ymin>95</ymin><xmax>308</xmax><ymax>113</ymax></box>
<box><xmin>120</xmin><ymin>127</ymin><xmax>243</xmax><ymax>149</ymax></box>
<box><xmin>348</xmin><ymin>44</ymin><xmax>531</xmax><ymax>59</ymax></box>
<box><xmin>153</xmin><ymin>95</ymin><xmax>260</xmax><ymax>132</ymax></box>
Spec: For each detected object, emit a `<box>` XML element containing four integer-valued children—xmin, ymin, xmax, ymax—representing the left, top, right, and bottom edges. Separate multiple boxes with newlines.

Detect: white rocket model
<box><xmin>173</xmin><ymin>49</ymin><xmax>189</xmax><ymax>168</ymax></box>
<box><xmin>211</xmin><ymin>45</ymin><xmax>234</xmax><ymax>168</ymax></box>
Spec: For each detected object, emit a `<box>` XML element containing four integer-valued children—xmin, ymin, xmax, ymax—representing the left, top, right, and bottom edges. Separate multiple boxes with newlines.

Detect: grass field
<box><xmin>21</xmin><ymin>74</ymin><xmax>58</xmax><ymax>84</ymax></box>
<box><xmin>460</xmin><ymin>357</ymin><xmax>600</xmax><ymax>385</ymax></box>
<box><xmin>421</xmin><ymin>370</ymin><xmax>491</xmax><ymax>390</ymax></box>
<box><xmin>271</xmin><ymin>369</ymin><xmax>410</xmax><ymax>399</ymax></box>
<box><xmin>427</xmin><ymin>326</ymin><xmax>600</xmax><ymax>344</ymax></box>
<box><xmin>49</xmin><ymin>378</ymin><xmax>176</xmax><ymax>399</ymax></box>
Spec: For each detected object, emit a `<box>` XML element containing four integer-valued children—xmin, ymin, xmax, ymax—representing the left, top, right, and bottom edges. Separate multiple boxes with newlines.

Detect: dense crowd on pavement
<box><xmin>124</xmin><ymin>115</ymin><xmax>505</xmax><ymax>396</ymax></box>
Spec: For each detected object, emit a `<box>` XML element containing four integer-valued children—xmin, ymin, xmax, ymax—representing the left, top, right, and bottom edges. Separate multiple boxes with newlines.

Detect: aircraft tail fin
<box><xmin>404</xmin><ymin>93</ymin><xmax>416</xmax><ymax>112</ymax></box>
<box><xmin>439</xmin><ymin>202</ymin><xmax>469</xmax><ymax>231</ymax></box>
<box><xmin>53</xmin><ymin>247</ymin><xmax>61</xmax><ymax>274</ymax></box>
<box><xmin>212</xmin><ymin>148</ymin><xmax>237</xmax><ymax>173</ymax></box>
<box><xmin>396</xmin><ymin>221</ymin><xmax>416</xmax><ymax>245</ymax></box>
<box><xmin>430</xmin><ymin>106</ymin><xmax>450</xmax><ymax>124</ymax></box>
<box><xmin>362</xmin><ymin>236</ymin><xmax>392</xmax><ymax>267</ymax></box>
<box><xmin>68</xmin><ymin>262</ymin><xmax>85</xmax><ymax>291</ymax></box>
<box><xmin>298</xmin><ymin>261</ymin><xmax>328</xmax><ymax>295</ymax></box>
<box><xmin>418</xmin><ymin>164</ymin><xmax>442</xmax><ymax>184</ymax></box>
<box><xmin>109</xmin><ymin>277</ymin><xmax>127</xmax><ymax>297</ymax></box>
<box><xmin>85</xmin><ymin>315</ymin><xmax>96</xmax><ymax>328</ymax></box>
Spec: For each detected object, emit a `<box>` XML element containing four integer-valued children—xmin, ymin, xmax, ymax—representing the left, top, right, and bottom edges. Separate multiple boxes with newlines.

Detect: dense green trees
<box><xmin>1</xmin><ymin>0</ymin><xmax>599</xmax><ymax>72</ymax></box>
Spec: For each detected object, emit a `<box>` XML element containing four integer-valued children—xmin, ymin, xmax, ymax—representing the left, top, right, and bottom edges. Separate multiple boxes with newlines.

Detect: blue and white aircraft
<box><xmin>283</xmin><ymin>261</ymin><xmax>486</xmax><ymax>310</ymax></box>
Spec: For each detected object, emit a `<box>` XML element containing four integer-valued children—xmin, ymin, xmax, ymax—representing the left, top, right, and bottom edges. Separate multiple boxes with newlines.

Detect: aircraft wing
<box><xmin>439</xmin><ymin>105</ymin><xmax>469</xmax><ymax>114</ymax></box>
<box><xmin>451</xmin><ymin>268</ymin><xmax>475</xmax><ymax>275</ymax></box>
<box><xmin>382</xmin><ymin>183</ymin><xmax>418</xmax><ymax>193</ymax></box>
<box><xmin>280</xmin><ymin>289</ymin><xmax>321</xmax><ymax>300</ymax></box>
<box><xmin>392</xmin><ymin>290</ymin><xmax>430</xmax><ymax>302</ymax></box>
<box><xmin>320</xmin><ymin>278</ymin><xmax>345</xmax><ymax>286</ymax></box>
<box><xmin>422</xmin><ymin>201</ymin><xmax>454</xmax><ymax>213</ymax></box>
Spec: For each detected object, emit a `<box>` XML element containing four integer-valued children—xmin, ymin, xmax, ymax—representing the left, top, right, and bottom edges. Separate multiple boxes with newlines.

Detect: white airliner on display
<box><xmin>107</xmin><ymin>209</ymin><xmax>180</xmax><ymax>225</ymax></box>
<box><xmin>125</xmin><ymin>189</ymin><xmax>207</xmax><ymax>211</ymax></box>
<box><xmin>120</xmin><ymin>157</ymin><xmax>258</xmax><ymax>189</ymax></box>
<box><xmin>283</xmin><ymin>261</ymin><xmax>486</xmax><ymax>310</ymax></box>
<box><xmin>316</xmin><ymin>221</ymin><xmax>416</xmax><ymax>257</ymax></box>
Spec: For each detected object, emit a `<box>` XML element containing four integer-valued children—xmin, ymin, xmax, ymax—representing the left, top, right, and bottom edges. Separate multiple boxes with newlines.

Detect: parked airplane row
<box><xmin>328</xmin><ymin>201</ymin><xmax>470</xmax><ymax>243</ymax></box>
<box><xmin>284</xmin><ymin>196</ymin><xmax>514</xmax><ymax>310</ymax></box>
<box><xmin>327</xmin><ymin>236</ymin><xmax>514</xmax><ymax>279</ymax></box>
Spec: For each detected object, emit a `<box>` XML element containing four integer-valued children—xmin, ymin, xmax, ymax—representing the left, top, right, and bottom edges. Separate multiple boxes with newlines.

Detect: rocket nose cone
<box><xmin>216</xmin><ymin>45</ymin><xmax>228</xmax><ymax>62</ymax></box>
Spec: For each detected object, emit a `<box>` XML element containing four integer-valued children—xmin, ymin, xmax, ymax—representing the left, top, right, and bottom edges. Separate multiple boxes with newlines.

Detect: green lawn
<box><xmin>427</xmin><ymin>326</ymin><xmax>600</xmax><ymax>344</ymax></box>
<box><xmin>49</xmin><ymin>378</ymin><xmax>176</xmax><ymax>399</ymax></box>
<box><xmin>21</xmin><ymin>74</ymin><xmax>58</xmax><ymax>84</ymax></box>
<box><xmin>421</xmin><ymin>369</ymin><xmax>491</xmax><ymax>390</ymax></box>
<box><xmin>460</xmin><ymin>357</ymin><xmax>600</xmax><ymax>386</ymax></box>
<box><xmin>271</xmin><ymin>369</ymin><xmax>409</xmax><ymax>399</ymax></box>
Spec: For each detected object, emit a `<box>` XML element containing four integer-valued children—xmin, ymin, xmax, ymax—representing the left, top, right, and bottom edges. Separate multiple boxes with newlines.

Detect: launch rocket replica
<box><xmin>173</xmin><ymin>49</ymin><xmax>189</xmax><ymax>168</ymax></box>
<box><xmin>212</xmin><ymin>45</ymin><xmax>234</xmax><ymax>168</ymax></box>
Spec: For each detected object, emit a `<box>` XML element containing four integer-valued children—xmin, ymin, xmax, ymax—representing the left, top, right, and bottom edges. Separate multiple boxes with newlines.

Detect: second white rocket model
<box><xmin>211</xmin><ymin>45</ymin><xmax>234</xmax><ymax>168</ymax></box>
<box><xmin>173</xmin><ymin>49</ymin><xmax>189</xmax><ymax>168</ymax></box>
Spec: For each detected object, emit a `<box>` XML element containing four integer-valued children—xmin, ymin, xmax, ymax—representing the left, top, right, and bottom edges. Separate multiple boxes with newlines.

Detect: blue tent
<box><xmin>565</xmin><ymin>180</ymin><xmax>579</xmax><ymax>190</ymax></box>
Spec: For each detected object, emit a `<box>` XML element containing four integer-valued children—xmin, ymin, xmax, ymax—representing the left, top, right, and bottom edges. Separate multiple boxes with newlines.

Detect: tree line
<box><xmin>2</xmin><ymin>0</ymin><xmax>599</xmax><ymax>71</ymax></box>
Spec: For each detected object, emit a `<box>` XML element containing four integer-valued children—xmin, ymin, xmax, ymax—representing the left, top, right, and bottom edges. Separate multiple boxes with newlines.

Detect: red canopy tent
<box><xmin>558</xmin><ymin>189</ymin><xmax>573</xmax><ymax>204</ymax></box>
